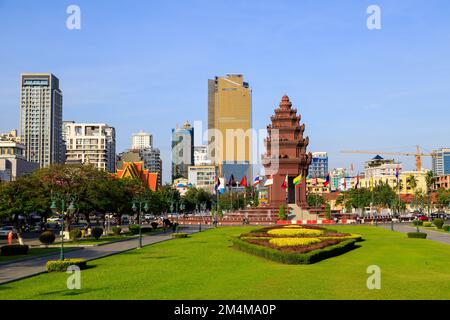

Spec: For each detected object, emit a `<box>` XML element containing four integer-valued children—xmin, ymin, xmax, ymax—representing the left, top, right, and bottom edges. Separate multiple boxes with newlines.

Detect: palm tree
<box><xmin>425</xmin><ymin>171</ymin><xmax>436</xmax><ymax>215</ymax></box>
<box><xmin>407</xmin><ymin>175</ymin><xmax>418</xmax><ymax>192</ymax></box>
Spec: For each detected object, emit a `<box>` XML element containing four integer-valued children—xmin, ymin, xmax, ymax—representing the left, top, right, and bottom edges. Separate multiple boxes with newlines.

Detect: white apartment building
<box><xmin>63</xmin><ymin>122</ymin><xmax>116</xmax><ymax>172</ymax></box>
<box><xmin>188</xmin><ymin>165</ymin><xmax>216</xmax><ymax>193</ymax></box>
<box><xmin>364</xmin><ymin>155</ymin><xmax>402</xmax><ymax>178</ymax></box>
<box><xmin>20</xmin><ymin>73</ymin><xmax>64</xmax><ymax>167</ymax></box>
<box><xmin>132</xmin><ymin>131</ymin><xmax>153</xmax><ymax>150</ymax></box>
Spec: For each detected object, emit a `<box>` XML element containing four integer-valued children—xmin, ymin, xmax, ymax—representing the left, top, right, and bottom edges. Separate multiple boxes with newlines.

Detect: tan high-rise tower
<box><xmin>208</xmin><ymin>74</ymin><xmax>252</xmax><ymax>181</ymax></box>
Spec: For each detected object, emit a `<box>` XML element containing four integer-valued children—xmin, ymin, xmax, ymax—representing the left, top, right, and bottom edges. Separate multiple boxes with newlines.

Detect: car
<box><xmin>48</xmin><ymin>216</ymin><xmax>63</xmax><ymax>223</ymax></box>
<box><xmin>418</xmin><ymin>215</ymin><xmax>428</xmax><ymax>221</ymax></box>
<box><xmin>0</xmin><ymin>226</ymin><xmax>18</xmax><ymax>237</ymax></box>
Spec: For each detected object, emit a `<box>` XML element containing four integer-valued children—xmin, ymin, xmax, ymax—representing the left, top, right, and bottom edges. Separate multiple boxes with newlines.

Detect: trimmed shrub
<box><xmin>112</xmin><ymin>226</ymin><xmax>122</xmax><ymax>235</ymax></box>
<box><xmin>433</xmin><ymin>218</ymin><xmax>444</xmax><ymax>229</ymax></box>
<box><xmin>412</xmin><ymin>220</ymin><xmax>423</xmax><ymax>226</ymax></box>
<box><xmin>422</xmin><ymin>222</ymin><xmax>433</xmax><ymax>228</ymax></box>
<box><xmin>128</xmin><ymin>224</ymin><xmax>140</xmax><ymax>235</ymax></box>
<box><xmin>151</xmin><ymin>222</ymin><xmax>159</xmax><ymax>230</ymax></box>
<box><xmin>69</xmin><ymin>228</ymin><xmax>82</xmax><ymax>241</ymax></box>
<box><xmin>46</xmin><ymin>259</ymin><xmax>87</xmax><ymax>272</ymax></box>
<box><xmin>141</xmin><ymin>226</ymin><xmax>153</xmax><ymax>233</ymax></box>
<box><xmin>407</xmin><ymin>232</ymin><xmax>427</xmax><ymax>239</ymax></box>
<box><xmin>39</xmin><ymin>231</ymin><xmax>56</xmax><ymax>247</ymax></box>
<box><xmin>1</xmin><ymin>245</ymin><xmax>29</xmax><ymax>256</ymax></box>
<box><xmin>91</xmin><ymin>227</ymin><xmax>103</xmax><ymax>240</ymax></box>
<box><xmin>442</xmin><ymin>225</ymin><xmax>450</xmax><ymax>232</ymax></box>
<box><xmin>172</xmin><ymin>232</ymin><xmax>188</xmax><ymax>239</ymax></box>
<box><xmin>278</xmin><ymin>204</ymin><xmax>287</xmax><ymax>220</ymax></box>
<box><xmin>232</xmin><ymin>237</ymin><xmax>356</xmax><ymax>264</ymax></box>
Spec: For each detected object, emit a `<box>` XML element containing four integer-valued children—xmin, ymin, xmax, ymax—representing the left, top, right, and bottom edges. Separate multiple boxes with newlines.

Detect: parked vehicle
<box><xmin>0</xmin><ymin>226</ymin><xmax>18</xmax><ymax>238</ymax></box>
<box><xmin>48</xmin><ymin>216</ymin><xmax>63</xmax><ymax>223</ymax></box>
<box><xmin>418</xmin><ymin>215</ymin><xmax>428</xmax><ymax>221</ymax></box>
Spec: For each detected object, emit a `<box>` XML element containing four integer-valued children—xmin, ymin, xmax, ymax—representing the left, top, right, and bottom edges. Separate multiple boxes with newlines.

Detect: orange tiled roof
<box><xmin>115</xmin><ymin>161</ymin><xmax>158</xmax><ymax>191</ymax></box>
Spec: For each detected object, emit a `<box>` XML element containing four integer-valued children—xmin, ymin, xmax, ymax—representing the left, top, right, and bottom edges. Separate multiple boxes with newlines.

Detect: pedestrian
<box><xmin>7</xmin><ymin>231</ymin><xmax>13</xmax><ymax>245</ymax></box>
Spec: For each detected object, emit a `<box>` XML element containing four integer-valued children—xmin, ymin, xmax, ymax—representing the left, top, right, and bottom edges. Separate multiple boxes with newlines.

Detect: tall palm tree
<box><xmin>425</xmin><ymin>171</ymin><xmax>436</xmax><ymax>215</ymax></box>
<box><xmin>407</xmin><ymin>175</ymin><xmax>418</xmax><ymax>211</ymax></box>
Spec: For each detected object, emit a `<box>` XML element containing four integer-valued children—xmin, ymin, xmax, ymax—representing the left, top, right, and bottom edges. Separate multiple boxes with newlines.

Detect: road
<box><xmin>378</xmin><ymin>223</ymin><xmax>450</xmax><ymax>245</ymax></box>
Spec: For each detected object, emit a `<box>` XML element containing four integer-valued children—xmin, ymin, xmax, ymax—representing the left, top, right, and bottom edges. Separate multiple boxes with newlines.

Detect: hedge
<box><xmin>69</xmin><ymin>228</ymin><xmax>82</xmax><ymax>240</ymax></box>
<box><xmin>433</xmin><ymin>218</ymin><xmax>444</xmax><ymax>229</ymax></box>
<box><xmin>39</xmin><ymin>231</ymin><xmax>56</xmax><ymax>246</ymax></box>
<box><xmin>172</xmin><ymin>233</ymin><xmax>188</xmax><ymax>239</ymax></box>
<box><xmin>407</xmin><ymin>232</ymin><xmax>427</xmax><ymax>239</ymax></box>
<box><xmin>231</xmin><ymin>237</ymin><xmax>357</xmax><ymax>264</ymax></box>
<box><xmin>422</xmin><ymin>222</ymin><xmax>433</xmax><ymax>228</ymax></box>
<box><xmin>112</xmin><ymin>226</ymin><xmax>122</xmax><ymax>235</ymax></box>
<box><xmin>46</xmin><ymin>259</ymin><xmax>88</xmax><ymax>272</ymax></box>
<box><xmin>442</xmin><ymin>225</ymin><xmax>450</xmax><ymax>232</ymax></box>
<box><xmin>1</xmin><ymin>245</ymin><xmax>29</xmax><ymax>256</ymax></box>
<box><xmin>412</xmin><ymin>220</ymin><xmax>423</xmax><ymax>226</ymax></box>
<box><xmin>91</xmin><ymin>227</ymin><xmax>103</xmax><ymax>239</ymax></box>
<box><xmin>128</xmin><ymin>225</ymin><xmax>140</xmax><ymax>235</ymax></box>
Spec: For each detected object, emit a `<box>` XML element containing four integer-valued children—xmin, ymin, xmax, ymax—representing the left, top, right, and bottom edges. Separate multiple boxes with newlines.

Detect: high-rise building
<box><xmin>63</xmin><ymin>122</ymin><xmax>116</xmax><ymax>172</ymax></box>
<box><xmin>20</xmin><ymin>73</ymin><xmax>63</xmax><ymax>167</ymax></box>
<box><xmin>194</xmin><ymin>146</ymin><xmax>212</xmax><ymax>166</ymax></box>
<box><xmin>132</xmin><ymin>131</ymin><xmax>153</xmax><ymax>150</ymax></box>
<box><xmin>432</xmin><ymin>148</ymin><xmax>450</xmax><ymax>176</ymax></box>
<box><xmin>172</xmin><ymin>121</ymin><xmax>194</xmax><ymax>182</ymax></box>
<box><xmin>188</xmin><ymin>165</ymin><xmax>216</xmax><ymax>193</ymax></box>
<box><xmin>309</xmin><ymin>152</ymin><xmax>328</xmax><ymax>178</ymax></box>
<box><xmin>208</xmin><ymin>74</ymin><xmax>252</xmax><ymax>181</ymax></box>
<box><xmin>364</xmin><ymin>155</ymin><xmax>402</xmax><ymax>178</ymax></box>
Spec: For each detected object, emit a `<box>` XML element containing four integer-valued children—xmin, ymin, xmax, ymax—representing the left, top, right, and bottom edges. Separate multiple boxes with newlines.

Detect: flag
<box><xmin>252</xmin><ymin>176</ymin><xmax>261</xmax><ymax>187</ymax></box>
<box><xmin>239</xmin><ymin>176</ymin><xmax>248</xmax><ymax>187</ymax></box>
<box><xmin>354</xmin><ymin>175</ymin><xmax>359</xmax><ymax>189</ymax></box>
<box><xmin>343</xmin><ymin>177</ymin><xmax>347</xmax><ymax>190</ymax></box>
<box><xmin>293</xmin><ymin>174</ymin><xmax>302</xmax><ymax>186</ymax></box>
<box><xmin>395</xmin><ymin>165</ymin><xmax>400</xmax><ymax>181</ymax></box>
<box><xmin>219</xmin><ymin>178</ymin><xmax>226</xmax><ymax>194</ymax></box>
<box><xmin>281</xmin><ymin>174</ymin><xmax>288</xmax><ymax>189</ymax></box>
<box><xmin>264</xmin><ymin>175</ymin><xmax>274</xmax><ymax>187</ymax></box>
<box><xmin>324</xmin><ymin>174</ymin><xmax>330</xmax><ymax>187</ymax></box>
<box><xmin>228</xmin><ymin>174</ymin><xmax>236</xmax><ymax>187</ymax></box>
<box><xmin>214</xmin><ymin>176</ymin><xmax>221</xmax><ymax>193</ymax></box>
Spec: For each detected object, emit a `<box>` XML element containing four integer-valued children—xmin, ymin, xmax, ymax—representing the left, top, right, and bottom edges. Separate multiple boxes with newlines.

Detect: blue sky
<box><xmin>1</xmin><ymin>0</ymin><xmax>449</xmax><ymax>183</ymax></box>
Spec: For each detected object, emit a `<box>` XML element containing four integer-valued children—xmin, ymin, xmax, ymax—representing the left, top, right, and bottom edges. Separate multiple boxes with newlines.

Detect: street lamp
<box><xmin>132</xmin><ymin>197</ymin><xmax>149</xmax><ymax>249</ymax></box>
<box><xmin>51</xmin><ymin>193</ymin><xmax>76</xmax><ymax>261</ymax></box>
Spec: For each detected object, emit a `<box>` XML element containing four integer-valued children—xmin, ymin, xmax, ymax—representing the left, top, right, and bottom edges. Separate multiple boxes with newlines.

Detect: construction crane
<box><xmin>341</xmin><ymin>145</ymin><xmax>436</xmax><ymax>172</ymax></box>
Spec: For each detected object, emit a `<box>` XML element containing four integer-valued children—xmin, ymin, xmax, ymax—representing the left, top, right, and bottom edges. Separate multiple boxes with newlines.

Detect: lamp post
<box><xmin>50</xmin><ymin>193</ymin><xmax>76</xmax><ymax>261</ymax></box>
<box><xmin>132</xmin><ymin>197</ymin><xmax>149</xmax><ymax>249</ymax></box>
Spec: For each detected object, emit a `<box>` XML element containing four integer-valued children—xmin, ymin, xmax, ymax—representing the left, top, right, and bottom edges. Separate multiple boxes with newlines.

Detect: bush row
<box><xmin>0</xmin><ymin>245</ymin><xmax>29</xmax><ymax>256</ymax></box>
<box><xmin>442</xmin><ymin>225</ymin><xmax>450</xmax><ymax>232</ymax></box>
<box><xmin>407</xmin><ymin>232</ymin><xmax>427</xmax><ymax>239</ymax></box>
<box><xmin>46</xmin><ymin>259</ymin><xmax>88</xmax><ymax>272</ymax></box>
<box><xmin>172</xmin><ymin>233</ymin><xmax>188</xmax><ymax>239</ymax></box>
<box><xmin>433</xmin><ymin>219</ymin><xmax>444</xmax><ymax>229</ymax></box>
<box><xmin>231</xmin><ymin>237</ymin><xmax>357</xmax><ymax>264</ymax></box>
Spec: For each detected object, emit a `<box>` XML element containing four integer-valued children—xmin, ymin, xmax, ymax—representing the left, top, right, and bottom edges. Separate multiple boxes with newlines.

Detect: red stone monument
<box><xmin>263</xmin><ymin>95</ymin><xmax>312</xmax><ymax>208</ymax></box>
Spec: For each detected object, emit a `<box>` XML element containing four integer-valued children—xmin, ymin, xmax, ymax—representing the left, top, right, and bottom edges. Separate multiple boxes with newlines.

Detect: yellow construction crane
<box><xmin>341</xmin><ymin>145</ymin><xmax>436</xmax><ymax>172</ymax></box>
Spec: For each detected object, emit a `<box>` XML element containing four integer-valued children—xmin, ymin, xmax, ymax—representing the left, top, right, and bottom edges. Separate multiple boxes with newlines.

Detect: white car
<box><xmin>0</xmin><ymin>226</ymin><xmax>17</xmax><ymax>237</ymax></box>
<box><xmin>47</xmin><ymin>216</ymin><xmax>63</xmax><ymax>223</ymax></box>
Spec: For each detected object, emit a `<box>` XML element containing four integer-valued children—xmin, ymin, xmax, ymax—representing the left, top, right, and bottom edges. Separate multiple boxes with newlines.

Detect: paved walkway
<box><xmin>0</xmin><ymin>226</ymin><xmax>208</xmax><ymax>285</ymax></box>
<box><xmin>379</xmin><ymin>223</ymin><xmax>450</xmax><ymax>245</ymax></box>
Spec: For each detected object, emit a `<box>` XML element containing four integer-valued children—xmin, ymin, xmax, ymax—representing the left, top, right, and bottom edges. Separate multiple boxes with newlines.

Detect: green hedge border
<box><xmin>46</xmin><ymin>259</ymin><xmax>88</xmax><ymax>272</ymax></box>
<box><xmin>407</xmin><ymin>232</ymin><xmax>427</xmax><ymax>239</ymax></box>
<box><xmin>231</xmin><ymin>237</ymin><xmax>357</xmax><ymax>264</ymax></box>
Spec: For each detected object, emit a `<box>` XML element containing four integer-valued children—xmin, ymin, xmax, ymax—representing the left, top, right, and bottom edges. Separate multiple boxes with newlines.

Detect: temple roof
<box><xmin>279</xmin><ymin>95</ymin><xmax>292</xmax><ymax>110</ymax></box>
<box><xmin>115</xmin><ymin>161</ymin><xmax>158</xmax><ymax>191</ymax></box>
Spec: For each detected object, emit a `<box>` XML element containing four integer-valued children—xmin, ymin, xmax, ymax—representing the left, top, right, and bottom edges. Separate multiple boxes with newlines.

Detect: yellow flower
<box><xmin>269</xmin><ymin>237</ymin><xmax>322</xmax><ymax>247</ymax></box>
<box><xmin>268</xmin><ymin>228</ymin><xmax>324</xmax><ymax>237</ymax></box>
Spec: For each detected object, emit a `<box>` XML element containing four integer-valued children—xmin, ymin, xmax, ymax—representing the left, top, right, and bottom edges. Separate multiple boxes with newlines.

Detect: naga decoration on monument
<box><xmin>262</xmin><ymin>95</ymin><xmax>312</xmax><ymax>208</ymax></box>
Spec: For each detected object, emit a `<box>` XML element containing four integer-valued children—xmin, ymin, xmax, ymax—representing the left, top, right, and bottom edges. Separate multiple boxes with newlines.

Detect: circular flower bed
<box><xmin>269</xmin><ymin>237</ymin><xmax>322</xmax><ymax>247</ymax></box>
<box><xmin>267</xmin><ymin>228</ymin><xmax>324</xmax><ymax>237</ymax></box>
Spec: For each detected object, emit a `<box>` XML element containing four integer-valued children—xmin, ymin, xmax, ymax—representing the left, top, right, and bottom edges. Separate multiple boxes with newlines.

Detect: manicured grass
<box><xmin>0</xmin><ymin>248</ymin><xmax>61</xmax><ymax>264</ymax></box>
<box><xmin>1</xmin><ymin>226</ymin><xmax>449</xmax><ymax>300</ymax></box>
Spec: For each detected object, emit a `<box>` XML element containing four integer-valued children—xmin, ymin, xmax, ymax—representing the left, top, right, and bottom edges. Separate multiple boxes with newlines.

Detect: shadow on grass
<box><xmin>140</xmin><ymin>255</ymin><xmax>172</xmax><ymax>260</ymax></box>
<box><xmin>37</xmin><ymin>288</ymin><xmax>101</xmax><ymax>297</ymax></box>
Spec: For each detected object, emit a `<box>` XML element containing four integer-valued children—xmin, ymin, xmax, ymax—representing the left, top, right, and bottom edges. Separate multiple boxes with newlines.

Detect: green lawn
<box><xmin>0</xmin><ymin>248</ymin><xmax>62</xmax><ymax>264</ymax></box>
<box><xmin>1</xmin><ymin>226</ymin><xmax>449</xmax><ymax>300</ymax></box>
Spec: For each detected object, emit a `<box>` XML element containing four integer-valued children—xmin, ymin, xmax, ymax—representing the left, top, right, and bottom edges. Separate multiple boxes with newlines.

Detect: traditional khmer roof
<box><xmin>115</xmin><ymin>161</ymin><xmax>158</xmax><ymax>191</ymax></box>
